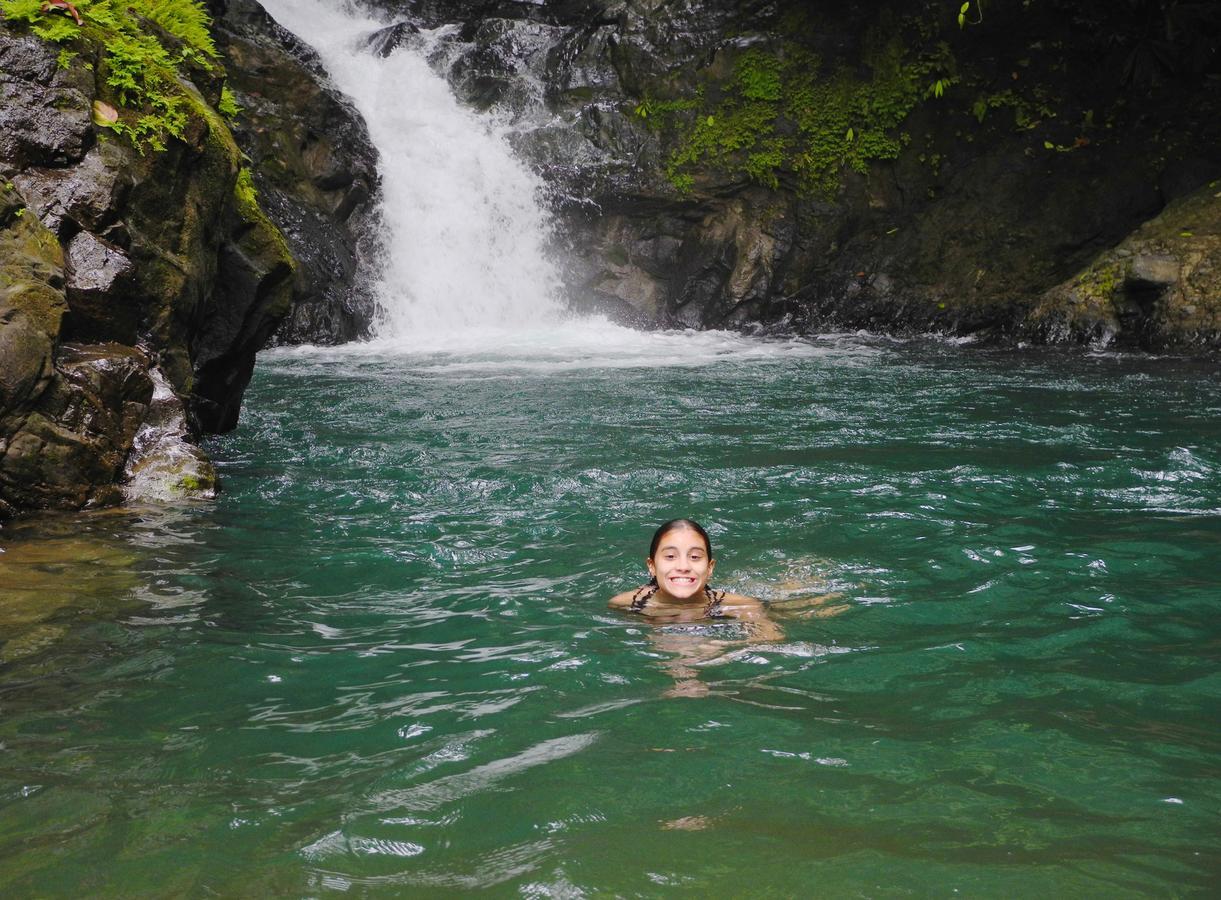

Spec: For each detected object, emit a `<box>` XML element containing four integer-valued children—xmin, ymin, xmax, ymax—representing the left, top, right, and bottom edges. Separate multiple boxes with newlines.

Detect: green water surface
<box><xmin>1</xmin><ymin>334</ymin><xmax>1218</xmax><ymax>896</ymax></box>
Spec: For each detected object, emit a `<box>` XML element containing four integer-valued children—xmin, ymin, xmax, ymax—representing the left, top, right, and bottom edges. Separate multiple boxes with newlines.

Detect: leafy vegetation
<box><xmin>0</xmin><ymin>0</ymin><xmax>228</xmax><ymax>152</ymax></box>
<box><xmin>649</xmin><ymin>19</ymin><xmax>956</xmax><ymax>198</ymax></box>
<box><xmin>218</xmin><ymin>85</ymin><xmax>241</xmax><ymax>120</ymax></box>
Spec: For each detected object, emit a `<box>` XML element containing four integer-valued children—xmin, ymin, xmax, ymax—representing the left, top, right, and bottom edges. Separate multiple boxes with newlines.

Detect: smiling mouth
<box><xmin>668</xmin><ymin>576</ymin><xmax>697</xmax><ymax>586</ymax></box>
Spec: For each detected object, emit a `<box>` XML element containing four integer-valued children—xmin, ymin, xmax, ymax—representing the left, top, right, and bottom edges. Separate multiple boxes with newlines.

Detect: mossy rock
<box><xmin>1027</xmin><ymin>181</ymin><xmax>1221</xmax><ymax>350</ymax></box>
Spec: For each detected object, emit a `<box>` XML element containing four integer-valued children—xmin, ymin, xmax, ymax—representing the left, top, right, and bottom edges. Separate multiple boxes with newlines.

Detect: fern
<box><xmin>139</xmin><ymin>0</ymin><xmax>217</xmax><ymax>57</ymax></box>
<box><xmin>0</xmin><ymin>0</ymin><xmax>44</xmax><ymax>24</ymax></box>
<box><xmin>3</xmin><ymin>0</ymin><xmax>229</xmax><ymax>152</ymax></box>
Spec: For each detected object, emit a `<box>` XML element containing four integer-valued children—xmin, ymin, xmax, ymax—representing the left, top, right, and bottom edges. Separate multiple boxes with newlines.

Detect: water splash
<box><xmin>258</xmin><ymin>0</ymin><xmax>562</xmax><ymax>342</ymax></box>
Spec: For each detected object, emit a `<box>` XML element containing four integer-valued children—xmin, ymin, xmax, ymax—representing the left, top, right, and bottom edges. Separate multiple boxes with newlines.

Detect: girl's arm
<box><xmin>608</xmin><ymin>588</ymin><xmax>645</xmax><ymax>609</ymax></box>
<box><xmin>723</xmin><ymin>595</ymin><xmax>785</xmax><ymax>642</ymax></box>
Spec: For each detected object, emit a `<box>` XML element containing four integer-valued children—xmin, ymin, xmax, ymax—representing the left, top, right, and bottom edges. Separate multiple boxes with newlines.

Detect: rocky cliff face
<box><xmin>0</xmin><ymin>0</ymin><xmax>381</xmax><ymax>517</ymax></box>
<box><xmin>0</xmin><ymin>14</ymin><xmax>291</xmax><ymax>515</ymax></box>
<box><xmin>210</xmin><ymin>0</ymin><xmax>381</xmax><ymax>345</ymax></box>
<box><xmin>360</xmin><ymin>0</ymin><xmax>1221</xmax><ymax>351</ymax></box>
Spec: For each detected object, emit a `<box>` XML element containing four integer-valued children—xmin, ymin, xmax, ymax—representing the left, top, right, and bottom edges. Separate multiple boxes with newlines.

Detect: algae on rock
<box><xmin>0</xmin><ymin>3</ymin><xmax>294</xmax><ymax>515</ymax></box>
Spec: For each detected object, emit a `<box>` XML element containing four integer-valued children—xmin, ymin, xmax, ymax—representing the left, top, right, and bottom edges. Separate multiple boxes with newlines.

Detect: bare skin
<box><xmin>608</xmin><ymin>587</ymin><xmax>783</xmax><ymax>638</ymax></box>
<box><xmin>609</xmin><ymin>525</ymin><xmax>784</xmax><ymax>696</ymax></box>
<box><xmin>613</xmin><ymin>595</ymin><xmax>783</xmax><ymax>698</ymax></box>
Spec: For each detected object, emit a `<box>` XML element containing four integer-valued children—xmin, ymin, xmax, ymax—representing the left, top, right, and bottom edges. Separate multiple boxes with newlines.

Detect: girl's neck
<box><xmin>650</xmin><ymin>585</ymin><xmax>708</xmax><ymax>608</ymax></box>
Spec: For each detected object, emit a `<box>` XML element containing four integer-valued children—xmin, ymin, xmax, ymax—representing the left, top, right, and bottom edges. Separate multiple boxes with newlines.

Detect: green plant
<box><xmin>1</xmin><ymin>0</ymin><xmax>226</xmax><ymax>152</ymax></box>
<box><xmin>654</xmin><ymin>22</ymin><xmax>957</xmax><ymax>198</ymax></box>
<box><xmin>234</xmin><ymin>166</ymin><xmax>257</xmax><ymax>213</ymax></box>
<box><xmin>971</xmin><ymin>87</ymin><xmax>1058</xmax><ymax>128</ymax></box>
<box><xmin>957</xmin><ymin>1</ymin><xmax>983</xmax><ymax>29</ymax></box>
<box><xmin>218</xmin><ymin>84</ymin><xmax>240</xmax><ymax>120</ymax></box>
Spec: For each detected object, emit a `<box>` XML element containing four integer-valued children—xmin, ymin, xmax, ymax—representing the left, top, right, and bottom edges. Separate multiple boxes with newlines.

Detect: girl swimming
<box><xmin>609</xmin><ymin>519</ymin><xmax>781</xmax><ymax>639</ymax></box>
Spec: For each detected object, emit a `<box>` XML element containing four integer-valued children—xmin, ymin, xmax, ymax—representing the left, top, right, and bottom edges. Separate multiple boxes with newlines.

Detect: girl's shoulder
<box><xmin>608</xmin><ymin>586</ymin><xmax>651</xmax><ymax>609</ymax></box>
<box><xmin>714</xmin><ymin>592</ymin><xmax>765</xmax><ymax>615</ymax></box>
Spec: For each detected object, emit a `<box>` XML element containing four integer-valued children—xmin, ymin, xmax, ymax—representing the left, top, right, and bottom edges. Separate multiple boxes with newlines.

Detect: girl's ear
<box><xmin>646</xmin><ymin>557</ymin><xmax>656</xmax><ymax>578</ymax></box>
<box><xmin>707</xmin><ymin>558</ymin><xmax>716</xmax><ymax>579</ymax></box>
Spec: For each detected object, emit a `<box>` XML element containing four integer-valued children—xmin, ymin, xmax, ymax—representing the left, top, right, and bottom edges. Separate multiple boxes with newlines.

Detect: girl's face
<box><xmin>647</xmin><ymin>527</ymin><xmax>715</xmax><ymax>601</ymax></box>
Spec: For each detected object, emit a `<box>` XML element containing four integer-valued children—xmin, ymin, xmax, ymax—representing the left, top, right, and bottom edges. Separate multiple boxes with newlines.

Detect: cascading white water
<box><xmin>257</xmin><ymin>0</ymin><xmax>823</xmax><ymax>366</ymax></box>
<box><xmin>258</xmin><ymin>0</ymin><xmax>563</xmax><ymax>344</ymax></box>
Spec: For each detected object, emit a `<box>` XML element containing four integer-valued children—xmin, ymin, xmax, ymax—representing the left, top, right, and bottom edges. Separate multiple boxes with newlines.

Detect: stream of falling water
<box><xmin>260</xmin><ymin>0</ymin><xmax>564</xmax><ymax>342</ymax></box>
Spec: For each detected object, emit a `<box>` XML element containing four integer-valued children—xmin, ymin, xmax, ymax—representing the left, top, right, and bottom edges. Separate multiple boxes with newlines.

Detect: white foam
<box><xmin>259</xmin><ymin>0</ymin><xmax>562</xmax><ymax>341</ymax></box>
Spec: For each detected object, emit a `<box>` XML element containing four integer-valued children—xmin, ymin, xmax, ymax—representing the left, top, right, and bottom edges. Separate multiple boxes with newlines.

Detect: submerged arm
<box><xmin>723</xmin><ymin>594</ymin><xmax>784</xmax><ymax>642</ymax></box>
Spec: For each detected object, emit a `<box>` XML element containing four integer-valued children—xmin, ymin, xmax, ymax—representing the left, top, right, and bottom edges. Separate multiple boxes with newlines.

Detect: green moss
<box><xmin>2</xmin><ymin>0</ymin><xmax>228</xmax><ymax>152</ymax></box>
<box><xmin>1073</xmin><ymin>259</ymin><xmax>1127</xmax><ymax>305</ymax></box>
<box><xmin>652</xmin><ymin>19</ymin><xmax>956</xmax><ymax>198</ymax></box>
<box><xmin>233</xmin><ymin>166</ymin><xmax>258</xmax><ymax>216</ymax></box>
<box><xmin>232</xmin><ymin>166</ymin><xmax>294</xmax><ymax>274</ymax></box>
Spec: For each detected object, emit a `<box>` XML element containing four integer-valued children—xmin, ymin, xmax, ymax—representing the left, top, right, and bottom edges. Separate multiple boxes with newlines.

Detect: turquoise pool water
<box><xmin>1</xmin><ymin>330</ymin><xmax>1219</xmax><ymax>895</ymax></box>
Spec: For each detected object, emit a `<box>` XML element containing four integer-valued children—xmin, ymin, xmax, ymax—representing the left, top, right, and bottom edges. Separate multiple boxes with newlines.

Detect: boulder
<box><xmin>0</xmin><ymin>14</ymin><xmax>294</xmax><ymax>516</ymax></box>
<box><xmin>1027</xmin><ymin>181</ymin><xmax>1221</xmax><ymax>351</ymax></box>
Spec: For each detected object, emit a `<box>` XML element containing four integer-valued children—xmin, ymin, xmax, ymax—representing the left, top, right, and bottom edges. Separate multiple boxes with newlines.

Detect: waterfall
<box><xmin>257</xmin><ymin>0</ymin><xmax>563</xmax><ymax>344</ymax></box>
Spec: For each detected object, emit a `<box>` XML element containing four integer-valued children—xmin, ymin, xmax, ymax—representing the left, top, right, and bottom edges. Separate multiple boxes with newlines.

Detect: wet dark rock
<box><xmin>0</xmin><ymin>17</ymin><xmax>294</xmax><ymax>517</ymax></box>
<box><xmin>363</xmin><ymin>21</ymin><xmax>421</xmax><ymax>57</ymax></box>
<box><xmin>212</xmin><ymin>0</ymin><xmax>381</xmax><ymax>345</ymax></box>
<box><xmin>1028</xmin><ymin>182</ymin><xmax>1221</xmax><ymax>352</ymax></box>
<box><xmin>359</xmin><ymin>0</ymin><xmax>1220</xmax><ymax>352</ymax></box>
<box><xmin>0</xmin><ymin>33</ymin><xmax>93</xmax><ymax>171</ymax></box>
<box><xmin>0</xmin><ymin>343</ymin><xmax>154</xmax><ymax>515</ymax></box>
<box><xmin>12</xmin><ymin>143</ymin><xmax>134</xmax><ymax>239</ymax></box>
<box><xmin>64</xmin><ymin>231</ymin><xmax>138</xmax><ymax>341</ymax></box>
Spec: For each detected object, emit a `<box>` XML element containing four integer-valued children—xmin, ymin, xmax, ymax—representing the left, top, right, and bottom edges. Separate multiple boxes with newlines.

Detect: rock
<box><xmin>123</xmin><ymin>364</ymin><xmax>218</xmax><ymax>503</ymax></box>
<box><xmin>0</xmin><ymin>344</ymin><xmax>154</xmax><ymax>513</ymax></box>
<box><xmin>1127</xmin><ymin>253</ymin><xmax>1180</xmax><ymax>288</ymax></box>
<box><xmin>1027</xmin><ymin>181</ymin><xmax>1221</xmax><ymax>351</ymax></box>
<box><xmin>12</xmin><ymin>142</ymin><xmax>134</xmax><ymax>239</ymax></box>
<box><xmin>212</xmin><ymin>0</ymin><xmax>381</xmax><ymax>345</ymax></box>
<box><xmin>0</xmin><ymin>32</ymin><xmax>93</xmax><ymax>171</ymax></box>
<box><xmin>64</xmin><ymin>231</ymin><xmax>138</xmax><ymax>341</ymax></box>
<box><xmin>352</xmin><ymin>0</ymin><xmax>1220</xmax><ymax>351</ymax></box>
<box><xmin>191</xmin><ymin>198</ymin><xmax>294</xmax><ymax>433</ymax></box>
<box><xmin>0</xmin><ymin>14</ymin><xmax>296</xmax><ymax>517</ymax></box>
<box><xmin>363</xmin><ymin>21</ymin><xmax>421</xmax><ymax>57</ymax></box>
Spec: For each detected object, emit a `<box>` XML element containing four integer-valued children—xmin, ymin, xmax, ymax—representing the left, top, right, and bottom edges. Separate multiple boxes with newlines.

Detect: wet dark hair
<box><xmin>645</xmin><ymin>519</ymin><xmax>713</xmax><ymax>587</ymax></box>
<box><xmin>649</xmin><ymin>518</ymin><xmax>713</xmax><ymax>559</ymax></box>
